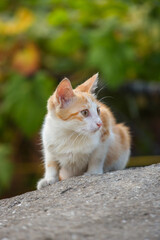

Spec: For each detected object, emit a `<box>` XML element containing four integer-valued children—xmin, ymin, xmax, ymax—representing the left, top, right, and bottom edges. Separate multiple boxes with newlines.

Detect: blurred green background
<box><xmin>0</xmin><ymin>0</ymin><xmax>160</xmax><ymax>199</ymax></box>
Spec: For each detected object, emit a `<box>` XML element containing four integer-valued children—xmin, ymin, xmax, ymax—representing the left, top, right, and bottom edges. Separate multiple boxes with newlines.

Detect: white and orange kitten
<box><xmin>37</xmin><ymin>73</ymin><xmax>131</xmax><ymax>190</ymax></box>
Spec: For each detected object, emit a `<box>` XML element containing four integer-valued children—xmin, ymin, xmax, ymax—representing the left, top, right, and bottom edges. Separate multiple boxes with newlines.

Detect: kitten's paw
<box><xmin>84</xmin><ymin>172</ymin><xmax>92</xmax><ymax>176</ymax></box>
<box><xmin>84</xmin><ymin>170</ymin><xmax>103</xmax><ymax>176</ymax></box>
<box><xmin>37</xmin><ymin>177</ymin><xmax>58</xmax><ymax>190</ymax></box>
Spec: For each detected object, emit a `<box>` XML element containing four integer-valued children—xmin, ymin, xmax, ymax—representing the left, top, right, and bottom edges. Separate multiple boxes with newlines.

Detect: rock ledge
<box><xmin>0</xmin><ymin>164</ymin><xmax>160</xmax><ymax>240</ymax></box>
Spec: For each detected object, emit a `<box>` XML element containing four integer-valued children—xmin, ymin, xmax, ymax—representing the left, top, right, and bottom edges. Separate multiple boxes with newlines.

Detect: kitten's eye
<box><xmin>97</xmin><ymin>107</ymin><xmax>100</xmax><ymax>115</ymax></box>
<box><xmin>81</xmin><ymin>109</ymin><xmax>89</xmax><ymax>117</ymax></box>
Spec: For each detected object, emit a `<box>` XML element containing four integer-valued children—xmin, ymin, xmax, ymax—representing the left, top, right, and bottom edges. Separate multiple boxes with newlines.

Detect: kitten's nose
<box><xmin>96</xmin><ymin>122</ymin><xmax>102</xmax><ymax>128</ymax></box>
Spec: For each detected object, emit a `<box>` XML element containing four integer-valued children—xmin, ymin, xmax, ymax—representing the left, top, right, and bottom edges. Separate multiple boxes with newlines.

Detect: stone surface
<box><xmin>0</xmin><ymin>164</ymin><xmax>160</xmax><ymax>240</ymax></box>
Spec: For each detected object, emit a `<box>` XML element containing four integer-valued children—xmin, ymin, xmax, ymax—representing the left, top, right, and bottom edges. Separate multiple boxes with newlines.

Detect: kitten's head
<box><xmin>48</xmin><ymin>73</ymin><xmax>102</xmax><ymax>135</ymax></box>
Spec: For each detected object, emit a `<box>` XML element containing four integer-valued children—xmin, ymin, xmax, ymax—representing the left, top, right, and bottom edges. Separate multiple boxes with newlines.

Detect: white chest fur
<box><xmin>42</xmin><ymin>114</ymin><xmax>101</xmax><ymax>167</ymax></box>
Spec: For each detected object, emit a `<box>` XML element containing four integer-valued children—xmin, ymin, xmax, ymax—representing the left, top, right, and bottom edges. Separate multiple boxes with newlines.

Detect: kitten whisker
<box><xmin>78</xmin><ymin>134</ymin><xmax>86</xmax><ymax>146</ymax></box>
<box><xmin>70</xmin><ymin>132</ymin><xmax>82</xmax><ymax>149</ymax></box>
<box><xmin>96</xmin><ymin>85</ymin><xmax>105</xmax><ymax>97</ymax></box>
<box><xmin>80</xmin><ymin>134</ymin><xmax>87</xmax><ymax>146</ymax></box>
<box><xmin>99</xmin><ymin>96</ymin><xmax>114</xmax><ymax>103</ymax></box>
<box><xmin>61</xmin><ymin>131</ymin><xmax>76</xmax><ymax>147</ymax></box>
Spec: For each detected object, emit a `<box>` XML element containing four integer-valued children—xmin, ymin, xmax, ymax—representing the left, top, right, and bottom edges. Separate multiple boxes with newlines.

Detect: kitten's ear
<box><xmin>56</xmin><ymin>78</ymin><xmax>75</xmax><ymax>107</ymax></box>
<box><xmin>76</xmin><ymin>73</ymin><xmax>98</xmax><ymax>93</ymax></box>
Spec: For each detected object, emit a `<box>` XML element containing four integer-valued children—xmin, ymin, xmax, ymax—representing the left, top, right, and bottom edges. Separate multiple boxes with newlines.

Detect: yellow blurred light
<box><xmin>0</xmin><ymin>8</ymin><xmax>34</xmax><ymax>35</ymax></box>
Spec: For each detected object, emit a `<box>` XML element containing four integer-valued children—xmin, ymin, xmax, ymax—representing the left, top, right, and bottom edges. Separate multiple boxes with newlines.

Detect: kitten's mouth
<box><xmin>91</xmin><ymin>127</ymin><xmax>100</xmax><ymax>133</ymax></box>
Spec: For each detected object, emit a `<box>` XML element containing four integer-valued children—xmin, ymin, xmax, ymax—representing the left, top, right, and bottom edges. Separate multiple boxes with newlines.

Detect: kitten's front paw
<box><xmin>84</xmin><ymin>170</ymin><xmax>103</xmax><ymax>176</ymax></box>
<box><xmin>37</xmin><ymin>177</ymin><xmax>58</xmax><ymax>190</ymax></box>
<box><xmin>84</xmin><ymin>172</ymin><xmax>92</xmax><ymax>176</ymax></box>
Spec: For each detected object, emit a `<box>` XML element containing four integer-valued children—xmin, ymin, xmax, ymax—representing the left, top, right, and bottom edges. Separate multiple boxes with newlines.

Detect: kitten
<box><xmin>37</xmin><ymin>73</ymin><xmax>131</xmax><ymax>190</ymax></box>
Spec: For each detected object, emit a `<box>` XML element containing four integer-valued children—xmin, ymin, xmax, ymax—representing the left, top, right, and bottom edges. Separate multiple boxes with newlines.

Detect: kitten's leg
<box><xmin>104</xmin><ymin>124</ymin><xmax>131</xmax><ymax>172</ymax></box>
<box><xmin>85</xmin><ymin>143</ymin><xmax>107</xmax><ymax>175</ymax></box>
<box><xmin>104</xmin><ymin>149</ymin><xmax>130</xmax><ymax>172</ymax></box>
<box><xmin>37</xmin><ymin>151</ymin><xmax>59</xmax><ymax>190</ymax></box>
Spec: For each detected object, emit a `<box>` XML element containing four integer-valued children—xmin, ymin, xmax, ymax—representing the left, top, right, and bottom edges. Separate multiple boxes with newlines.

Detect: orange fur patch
<box><xmin>47</xmin><ymin>96</ymin><xmax>55</xmax><ymax>111</ymax></box>
<box><xmin>47</xmin><ymin>161</ymin><xmax>59</xmax><ymax>171</ymax></box>
<box><xmin>75</xmin><ymin>73</ymin><xmax>98</xmax><ymax>93</ymax></box>
<box><xmin>98</xmin><ymin>102</ymin><xmax>115</xmax><ymax>142</ymax></box>
<box><xmin>113</xmin><ymin>123</ymin><xmax>131</xmax><ymax>150</ymax></box>
<box><xmin>63</xmin><ymin>112</ymin><xmax>83</xmax><ymax>121</ymax></box>
<box><xmin>104</xmin><ymin>123</ymin><xmax>130</xmax><ymax>167</ymax></box>
<box><xmin>59</xmin><ymin>175</ymin><xmax>62</xmax><ymax>181</ymax></box>
<box><xmin>55</xmin><ymin>91</ymin><xmax>91</xmax><ymax>121</ymax></box>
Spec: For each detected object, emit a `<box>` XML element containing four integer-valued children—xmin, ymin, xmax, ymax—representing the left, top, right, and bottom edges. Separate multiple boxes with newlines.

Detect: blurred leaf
<box><xmin>88</xmin><ymin>20</ymin><xmax>135</xmax><ymax>88</ymax></box>
<box><xmin>48</xmin><ymin>8</ymin><xmax>69</xmax><ymax>26</ymax></box>
<box><xmin>49</xmin><ymin>29</ymin><xmax>82</xmax><ymax>55</ymax></box>
<box><xmin>3</xmin><ymin>72</ymin><xmax>56</xmax><ymax>137</ymax></box>
<box><xmin>12</xmin><ymin>43</ymin><xmax>40</xmax><ymax>76</ymax></box>
<box><xmin>0</xmin><ymin>144</ymin><xmax>13</xmax><ymax>193</ymax></box>
<box><xmin>0</xmin><ymin>8</ymin><xmax>34</xmax><ymax>35</ymax></box>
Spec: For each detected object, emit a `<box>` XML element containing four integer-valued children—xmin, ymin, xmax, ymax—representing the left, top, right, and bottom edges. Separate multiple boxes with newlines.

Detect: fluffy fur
<box><xmin>37</xmin><ymin>73</ymin><xmax>131</xmax><ymax>190</ymax></box>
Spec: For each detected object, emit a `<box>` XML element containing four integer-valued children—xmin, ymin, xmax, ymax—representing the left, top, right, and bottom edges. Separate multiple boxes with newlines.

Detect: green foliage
<box><xmin>48</xmin><ymin>8</ymin><xmax>70</xmax><ymax>26</ymax></box>
<box><xmin>88</xmin><ymin>20</ymin><xmax>135</xmax><ymax>87</ymax></box>
<box><xmin>2</xmin><ymin>72</ymin><xmax>55</xmax><ymax>137</ymax></box>
<box><xmin>0</xmin><ymin>145</ymin><xmax>13</xmax><ymax>193</ymax></box>
<box><xmin>0</xmin><ymin>1</ymin><xmax>159</xmax><ymax>87</ymax></box>
<box><xmin>0</xmin><ymin>0</ymin><xmax>160</xmax><ymax>88</ymax></box>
